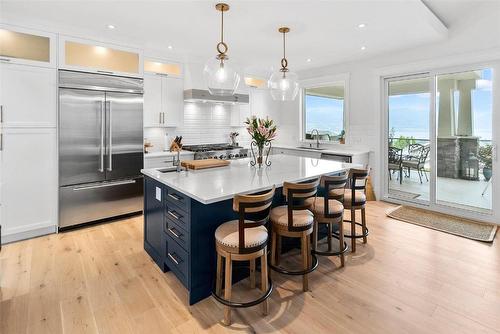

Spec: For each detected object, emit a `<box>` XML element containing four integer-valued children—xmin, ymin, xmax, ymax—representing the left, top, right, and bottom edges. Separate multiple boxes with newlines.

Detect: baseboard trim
<box><xmin>1</xmin><ymin>224</ymin><xmax>57</xmax><ymax>244</ymax></box>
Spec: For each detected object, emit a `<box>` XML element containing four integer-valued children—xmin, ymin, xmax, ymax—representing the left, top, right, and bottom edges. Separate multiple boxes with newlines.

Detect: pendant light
<box><xmin>203</xmin><ymin>3</ymin><xmax>240</xmax><ymax>96</ymax></box>
<box><xmin>268</xmin><ymin>27</ymin><xmax>299</xmax><ymax>101</ymax></box>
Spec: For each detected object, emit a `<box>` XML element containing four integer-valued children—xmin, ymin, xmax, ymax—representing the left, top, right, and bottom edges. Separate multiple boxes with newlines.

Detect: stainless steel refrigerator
<box><xmin>58</xmin><ymin>70</ymin><xmax>144</xmax><ymax>229</ymax></box>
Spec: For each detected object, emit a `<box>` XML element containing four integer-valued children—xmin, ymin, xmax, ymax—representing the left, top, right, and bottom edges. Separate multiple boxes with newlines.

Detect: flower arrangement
<box><xmin>244</xmin><ymin>116</ymin><xmax>277</xmax><ymax>147</ymax></box>
<box><xmin>244</xmin><ymin>116</ymin><xmax>277</xmax><ymax>167</ymax></box>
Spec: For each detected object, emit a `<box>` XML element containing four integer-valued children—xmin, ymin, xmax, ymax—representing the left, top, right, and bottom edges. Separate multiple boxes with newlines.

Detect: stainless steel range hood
<box><xmin>183</xmin><ymin>89</ymin><xmax>249</xmax><ymax>104</ymax></box>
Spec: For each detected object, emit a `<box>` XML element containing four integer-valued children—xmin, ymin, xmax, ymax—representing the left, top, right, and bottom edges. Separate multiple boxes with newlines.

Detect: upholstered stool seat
<box><xmin>329</xmin><ymin>189</ymin><xmax>366</xmax><ymax>208</ymax></box>
<box><xmin>215</xmin><ymin>220</ymin><xmax>268</xmax><ymax>249</ymax></box>
<box><xmin>270</xmin><ymin>206</ymin><xmax>314</xmax><ymax>228</ymax></box>
<box><xmin>305</xmin><ymin>197</ymin><xmax>344</xmax><ymax>218</ymax></box>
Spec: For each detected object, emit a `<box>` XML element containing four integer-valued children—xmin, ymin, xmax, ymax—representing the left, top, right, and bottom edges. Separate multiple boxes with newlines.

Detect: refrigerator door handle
<box><xmin>107</xmin><ymin>100</ymin><xmax>113</xmax><ymax>171</ymax></box>
<box><xmin>99</xmin><ymin>101</ymin><xmax>105</xmax><ymax>172</ymax></box>
<box><xmin>72</xmin><ymin>179</ymin><xmax>137</xmax><ymax>191</ymax></box>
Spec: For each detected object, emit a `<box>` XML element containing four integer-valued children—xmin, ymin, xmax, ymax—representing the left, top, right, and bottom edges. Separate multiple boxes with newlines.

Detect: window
<box><xmin>303</xmin><ymin>83</ymin><xmax>345</xmax><ymax>142</ymax></box>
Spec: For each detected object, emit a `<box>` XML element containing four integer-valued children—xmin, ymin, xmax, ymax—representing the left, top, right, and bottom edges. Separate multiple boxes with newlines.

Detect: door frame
<box><xmin>381</xmin><ymin>61</ymin><xmax>499</xmax><ymax>223</ymax></box>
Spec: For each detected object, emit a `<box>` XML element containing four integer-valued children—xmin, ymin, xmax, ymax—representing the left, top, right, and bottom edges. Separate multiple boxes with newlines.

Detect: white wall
<box><xmin>276</xmin><ymin>2</ymin><xmax>500</xmax><ymax>221</ymax></box>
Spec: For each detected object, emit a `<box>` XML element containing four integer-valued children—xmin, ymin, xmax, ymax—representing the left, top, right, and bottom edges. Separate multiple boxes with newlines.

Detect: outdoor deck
<box><xmin>389</xmin><ymin>171</ymin><xmax>492</xmax><ymax>211</ymax></box>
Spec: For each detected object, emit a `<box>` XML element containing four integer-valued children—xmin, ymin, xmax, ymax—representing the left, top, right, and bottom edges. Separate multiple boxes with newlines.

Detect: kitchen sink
<box><xmin>296</xmin><ymin>146</ymin><xmax>326</xmax><ymax>151</ymax></box>
<box><xmin>156</xmin><ymin>166</ymin><xmax>179</xmax><ymax>173</ymax></box>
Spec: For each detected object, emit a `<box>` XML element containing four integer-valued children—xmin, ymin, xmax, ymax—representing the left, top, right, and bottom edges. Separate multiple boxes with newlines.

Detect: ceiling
<box><xmin>0</xmin><ymin>0</ymin><xmax>486</xmax><ymax>75</ymax></box>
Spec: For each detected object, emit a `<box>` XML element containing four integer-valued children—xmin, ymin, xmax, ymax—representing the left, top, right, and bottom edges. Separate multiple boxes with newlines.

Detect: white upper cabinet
<box><xmin>144</xmin><ymin>73</ymin><xmax>163</xmax><ymax>127</ymax></box>
<box><xmin>0</xmin><ymin>24</ymin><xmax>56</xmax><ymax>68</ymax></box>
<box><xmin>143</xmin><ymin>58</ymin><xmax>184</xmax><ymax>128</ymax></box>
<box><xmin>0</xmin><ymin>63</ymin><xmax>57</xmax><ymax>127</ymax></box>
<box><xmin>163</xmin><ymin>76</ymin><xmax>184</xmax><ymax>127</ymax></box>
<box><xmin>59</xmin><ymin>35</ymin><xmax>143</xmax><ymax>77</ymax></box>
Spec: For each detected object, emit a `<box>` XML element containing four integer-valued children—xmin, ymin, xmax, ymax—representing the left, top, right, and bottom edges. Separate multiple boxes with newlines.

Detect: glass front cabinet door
<box><xmin>59</xmin><ymin>36</ymin><xmax>143</xmax><ymax>77</ymax></box>
<box><xmin>0</xmin><ymin>25</ymin><xmax>56</xmax><ymax>67</ymax></box>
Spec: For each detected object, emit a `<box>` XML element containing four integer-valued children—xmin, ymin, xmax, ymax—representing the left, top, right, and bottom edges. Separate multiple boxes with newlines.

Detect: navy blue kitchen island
<box><xmin>142</xmin><ymin>156</ymin><xmax>354</xmax><ymax>305</ymax></box>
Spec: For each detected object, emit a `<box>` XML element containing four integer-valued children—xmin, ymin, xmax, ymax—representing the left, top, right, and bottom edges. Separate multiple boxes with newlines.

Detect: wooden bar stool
<box><xmin>305</xmin><ymin>174</ymin><xmax>348</xmax><ymax>266</ymax></box>
<box><xmin>212</xmin><ymin>186</ymin><xmax>276</xmax><ymax>326</ymax></box>
<box><xmin>331</xmin><ymin>168</ymin><xmax>370</xmax><ymax>253</ymax></box>
<box><xmin>269</xmin><ymin>179</ymin><xmax>319</xmax><ymax>292</ymax></box>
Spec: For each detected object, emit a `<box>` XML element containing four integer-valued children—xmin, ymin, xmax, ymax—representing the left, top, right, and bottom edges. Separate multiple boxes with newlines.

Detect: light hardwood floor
<box><xmin>1</xmin><ymin>201</ymin><xmax>499</xmax><ymax>334</ymax></box>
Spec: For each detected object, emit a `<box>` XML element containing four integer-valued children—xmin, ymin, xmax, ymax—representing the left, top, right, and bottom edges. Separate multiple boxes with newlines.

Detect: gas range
<box><xmin>182</xmin><ymin>143</ymin><xmax>249</xmax><ymax>160</ymax></box>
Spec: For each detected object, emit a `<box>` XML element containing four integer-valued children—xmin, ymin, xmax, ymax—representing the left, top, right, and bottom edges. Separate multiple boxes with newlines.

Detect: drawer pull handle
<box><xmin>167</xmin><ymin>210</ymin><xmax>181</xmax><ymax>220</ymax></box>
<box><xmin>168</xmin><ymin>227</ymin><xmax>182</xmax><ymax>238</ymax></box>
<box><xmin>168</xmin><ymin>193</ymin><xmax>182</xmax><ymax>201</ymax></box>
<box><xmin>168</xmin><ymin>252</ymin><xmax>180</xmax><ymax>265</ymax></box>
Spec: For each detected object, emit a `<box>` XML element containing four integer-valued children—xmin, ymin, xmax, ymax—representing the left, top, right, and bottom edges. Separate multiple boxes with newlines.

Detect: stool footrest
<box><xmin>336</xmin><ymin>221</ymin><xmax>369</xmax><ymax>239</ymax></box>
<box><xmin>268</xmin><ymin>253</ymin><xmax>318</xmax><ymax>276</ymax></box>
<box><xmin>212</xmin><ymin>265</ymin><xmax>274</xmax><ymax>309</ymax></box>
<box><xmin>313</xmin><ymin>234</ymin><xmax>348</xmax><ymax>257</ymax></box>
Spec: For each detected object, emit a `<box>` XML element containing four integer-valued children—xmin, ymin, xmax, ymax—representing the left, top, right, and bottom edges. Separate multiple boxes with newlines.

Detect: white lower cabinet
<box><xmin>1</xmin><ymin>128</ymin><xmax>57</xmax><ymax>242</ymax></box>
<box><xmin>144</xmin><ymin>152</ymin><xmax>195</xmax><ymax>169</ymax></box>
<box><xmin>272</xmin><ymin>147</ymin><xmax>322</xmax><ymax>159</ymax></box>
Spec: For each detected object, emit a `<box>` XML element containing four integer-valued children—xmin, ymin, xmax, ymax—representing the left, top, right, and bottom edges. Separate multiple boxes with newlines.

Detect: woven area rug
<box><xmin>387</xmin><ymin>206</ymin><xmax>497</xmax><ymax>242</ymax></box>
<box><xmin>388</xmin><ymin>189</ymin><xmax>420</xmax><ymax>200</ymax></box>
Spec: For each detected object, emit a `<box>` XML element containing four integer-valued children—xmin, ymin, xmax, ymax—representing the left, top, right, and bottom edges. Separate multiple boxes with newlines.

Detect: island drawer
<box><xmin>165</xmin><ymin>218</ymin><xmax>189</xmax><ymax>251</ymax></box>
<box><xmin>165</xmin><ymin>235</ymin><xmax>188</xmax><ymax>286</ymax></box>
<box><xmin>166</xmin><ymin>187</ymin><xmax>190</xmax><ymax>211</ymax></box>
<box><xmin>165</xmin><ymin>205</ymin><xmax>189</xmax><ymax>231</ymax></box>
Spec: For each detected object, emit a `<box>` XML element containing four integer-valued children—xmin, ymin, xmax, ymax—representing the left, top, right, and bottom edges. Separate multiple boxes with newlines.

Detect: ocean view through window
<box><xmin>303</xmin><ymin>83</ymin><xmax>345</xmax><ymax>142</ymax></box>
<box><xmin>386</xmin><ymin>68</ymin><xmax>493</xmax><ymax>212</ymax></box>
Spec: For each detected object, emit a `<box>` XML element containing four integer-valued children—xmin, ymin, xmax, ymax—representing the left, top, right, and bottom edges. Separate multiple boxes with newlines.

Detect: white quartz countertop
<box><xmin>141</xmin><ymin>155</ymin><xmax>359</xmax><ymax>204</ymax></box>
<box><xmin>144</xmin><ymin>150</ymin><xmax>194</xmax><ymax>158</ymax></box>
<box><xmin>274</xmin><ymin>144</ymin><xmax>370</xmax><ymax>156</ymax></box>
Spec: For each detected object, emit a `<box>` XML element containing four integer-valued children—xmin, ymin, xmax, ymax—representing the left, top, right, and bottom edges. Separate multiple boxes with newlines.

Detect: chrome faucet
<box><xmin>311</xmin><ymin>129</ymin><xmax>320</xmax><ymax>149</ymax></box>
<box><xmin>173</xmin><ymin>150</ymin><xmax>183</xmax><ymax>172</ymax></box>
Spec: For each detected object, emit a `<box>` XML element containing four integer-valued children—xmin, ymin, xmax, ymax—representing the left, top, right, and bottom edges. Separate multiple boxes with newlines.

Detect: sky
<box><xmin>389</xmin><ymin>68</ymin><xmax>493</xmax><ymax>141</ymax></box>
<box><xmin>304</xmin><ymin>95</ymin><xmax>344</xmax><ymax>135</ymax></box>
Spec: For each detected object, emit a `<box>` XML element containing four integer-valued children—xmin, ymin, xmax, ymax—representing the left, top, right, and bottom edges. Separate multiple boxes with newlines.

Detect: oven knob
<box><xmin>219</xmin><ymin>155</ymin><xmax>225</xmax><ymax>159</ymax></box>
<box><xmin>234</xmin><ymin>154</ymin><xmax>239</xmax><ymax>158</ymax></box>
<box><xmin>228</xmin><ymin>154</ymin><xmax>234</xmax><ymax>159</ymax></box>
<box><xmin>213</xmin><ymin>156</ymin><xmax>218</xmax><ymax>159</ymax></box>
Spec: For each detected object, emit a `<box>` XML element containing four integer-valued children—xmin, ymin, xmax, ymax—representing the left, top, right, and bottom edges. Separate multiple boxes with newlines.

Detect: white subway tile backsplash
<box><xmin>145</xmin><ymin>102</ymin><xmax>250</xmax><ymax>151</ymax></box>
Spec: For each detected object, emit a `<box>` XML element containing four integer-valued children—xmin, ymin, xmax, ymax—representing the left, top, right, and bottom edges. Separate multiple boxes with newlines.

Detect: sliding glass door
<box><xmin>435</xmin><ymin>69</ymin><xmax>493</xmax><ymax>211</ymax></box>
<box><xmin>386</xmin><ymin>74</ymin><xmax>431</xmax><ymax>203</ymax></box>
<box><xmin>385</xmin><ymin>66</ymin><xmax>495</xmax><ymax>216</ymax></box>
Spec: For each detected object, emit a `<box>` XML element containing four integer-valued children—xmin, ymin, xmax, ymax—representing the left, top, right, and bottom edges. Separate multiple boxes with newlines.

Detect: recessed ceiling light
<box><xmin>107</xmin><ymin>24</ymin><xmax>115</xmax><ymax>30</ymax></box>
<box><xmin>306</xmin><ymin>58</ymin><xmax>312</xmax><ymax>63</ymax></box>
<box><xmin>361</xmin><ymin>46</ymin><xmax>366</xmax><ymax>51</ymax></box>
<box><xmin>358</xmin><ymin>23</ymin><xmax>366</xmax><ymax>28</ymax></box>
<box><xmin>168</xmin><ymin>45</ymin><xmax>173</xmax><ymax>50</ymax></box>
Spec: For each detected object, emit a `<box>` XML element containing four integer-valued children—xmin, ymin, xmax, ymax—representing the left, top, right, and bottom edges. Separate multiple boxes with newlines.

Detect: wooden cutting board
<box><xmin>181</xmin><ymin>159</ymin><xmax>230</xmax><ymax>170</ymax></box>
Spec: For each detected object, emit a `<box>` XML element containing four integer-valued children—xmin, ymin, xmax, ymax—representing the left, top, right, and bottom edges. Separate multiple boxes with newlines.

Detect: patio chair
<box><xmin>402</xmin><ymin>144</ymin><xmax>430</xmax><ymax>183</ymax></box>
<box><xmin>388</xmin><ymin>147</ymin><xmax>403</xmax><ymax>184</ymax></box>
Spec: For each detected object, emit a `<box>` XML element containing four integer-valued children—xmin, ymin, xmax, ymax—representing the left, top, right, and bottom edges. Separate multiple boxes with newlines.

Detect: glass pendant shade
<box><xmin>269</xmin><ymin>26</ymin><xmax>298</xmax><ymax>101</ymax></box>
<box><xmin>204</xmin><ymin>3</ymin><xmax>240</xmax><ymax>96</ymax></box>
<box><xmin>268</xmin><ymin>70</ymin><xmax>299</xmax><ymax>101</ymax></box>
<box><xmin>204</xmin><ymin>56</ymin><xmax>241</xmax><ymax>96</ymax></box>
